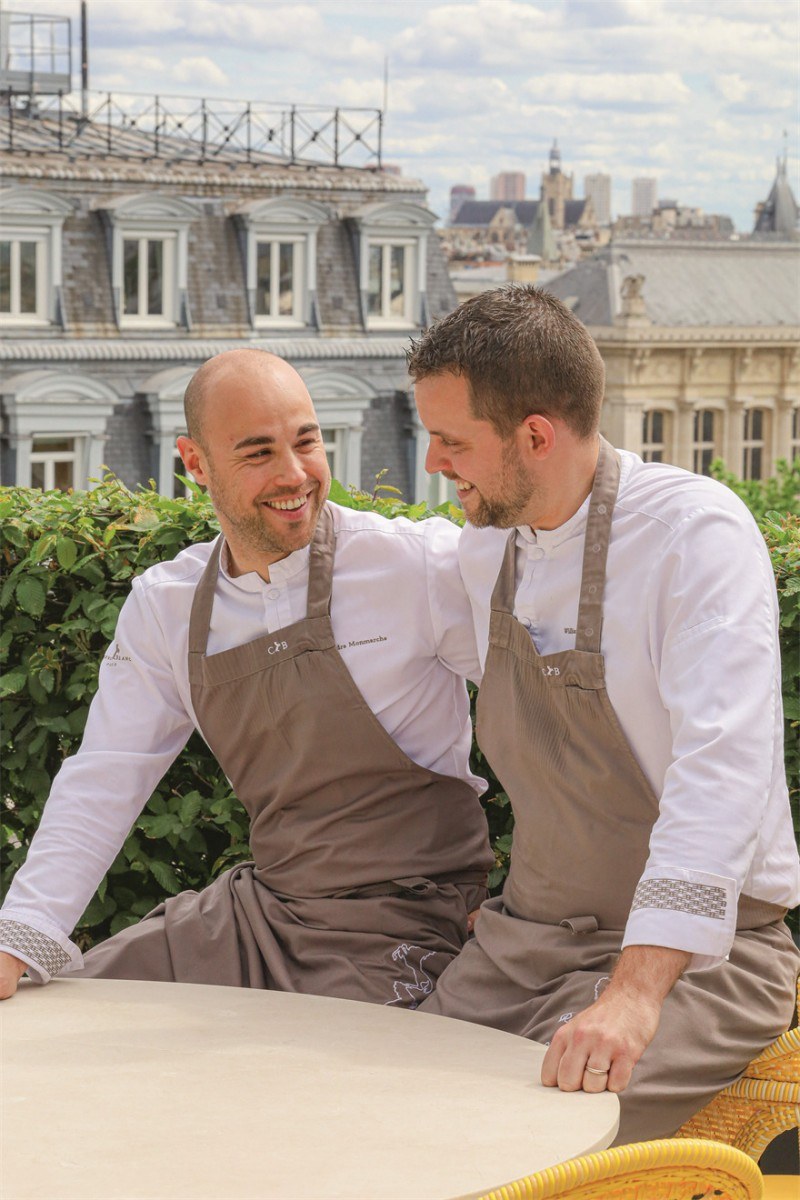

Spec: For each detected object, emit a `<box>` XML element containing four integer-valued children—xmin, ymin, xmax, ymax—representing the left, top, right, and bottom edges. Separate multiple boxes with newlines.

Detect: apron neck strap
<box><xmin>306</xmin><ymin>503</ymin><xmax>335</xmax><ymax>619</ymax></box>
<box><xmin>188</xmin><ymin>535</ymin><xmax>224</xmax><ymax>657</ymax></box>
<box><xmin>489</xmin><ymin>436</ymin><xmax>621</xmax><ymax>653</ymax></box>
<box><xmin>574</xmin><ymin>436</ymin><xmax>620</xmax><ymax>655</ymax></box>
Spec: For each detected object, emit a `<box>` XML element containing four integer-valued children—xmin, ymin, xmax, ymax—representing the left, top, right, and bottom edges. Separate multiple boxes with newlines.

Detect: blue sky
<box><xmin>7</xmin><ymin>0</ymin><xmax>798</xmax><ymax>231</ymax></box>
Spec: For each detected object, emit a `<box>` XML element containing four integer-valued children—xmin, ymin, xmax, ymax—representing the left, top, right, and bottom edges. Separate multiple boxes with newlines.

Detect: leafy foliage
<box><xmin>1</xmin><ymin>468</ymin><xmax>798</xmax><ymax>946</ymax></box>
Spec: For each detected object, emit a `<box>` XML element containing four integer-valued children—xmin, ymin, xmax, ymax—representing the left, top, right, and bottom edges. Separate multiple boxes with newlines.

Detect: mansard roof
<box><xmin>544</xmin><ymin>240</ymin><xmax>800</xmax><ymax>328</ymax></box>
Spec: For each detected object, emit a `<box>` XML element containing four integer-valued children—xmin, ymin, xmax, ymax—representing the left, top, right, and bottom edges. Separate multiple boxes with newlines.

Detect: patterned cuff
<box><xmin>631</xmin><ymin>877</ymin><xmax>727</xmax><ymax>921</ymax></box>
<box><xmin>0</xmin><ymin>919</ymin><xmax>71</xmax><ymax>978</ymax></box>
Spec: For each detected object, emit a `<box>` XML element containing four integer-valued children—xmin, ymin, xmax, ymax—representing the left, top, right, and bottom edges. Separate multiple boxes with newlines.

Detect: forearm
<box><xmin>603</xmin><ymin>944</ymin><xmax>691</xmax><ymax>1010</ymax></box>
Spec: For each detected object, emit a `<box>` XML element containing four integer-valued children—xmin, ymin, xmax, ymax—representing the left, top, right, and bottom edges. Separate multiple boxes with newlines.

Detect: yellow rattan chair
<box><xmin>476</xmin><ymin>1137</ymin><xmax>764</xmax><ymax>1199</ymax></box>
<box><xmin>675</xmin><ymin>976</ymin><xmax>800</xmax><ymax>1161</ymax></box>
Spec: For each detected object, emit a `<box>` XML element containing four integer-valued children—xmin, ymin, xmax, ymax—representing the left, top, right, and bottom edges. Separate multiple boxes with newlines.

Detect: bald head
<box><xmin>184</xmin><ymin>350</ymin><xmax>310</xmax><ymax>449</ymax></box>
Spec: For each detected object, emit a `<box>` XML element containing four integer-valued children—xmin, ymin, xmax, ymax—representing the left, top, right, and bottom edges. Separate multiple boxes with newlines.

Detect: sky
<box><xmin>4</xmin><ymin>0</ymin><xmax>798</xmax><ymax>232</ymax></box>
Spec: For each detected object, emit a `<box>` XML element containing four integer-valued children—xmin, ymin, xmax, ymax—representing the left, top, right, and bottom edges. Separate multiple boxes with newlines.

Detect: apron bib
<box><xmin>81</xmin><ymin>506</ymin><xmax>492</xmax><ymax>1006</ymax></box>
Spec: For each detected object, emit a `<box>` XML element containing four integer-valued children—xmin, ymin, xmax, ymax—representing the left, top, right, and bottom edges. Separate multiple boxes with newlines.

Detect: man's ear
<box><xmin>176</xmin><ymin>435</ymin><xmax>208</xmax><ymax>486</ymax></box>
<box><xmin>519</xmin><ymin>414</ymin><xmax>557</xmax><ymax>458</ymax></box>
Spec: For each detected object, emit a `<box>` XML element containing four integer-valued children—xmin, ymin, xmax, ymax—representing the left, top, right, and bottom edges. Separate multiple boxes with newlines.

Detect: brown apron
<box><xmin>80</xmin><ymin>505</ymin><xmax>492</xmax><ymax>1006</ymax></box>
<box><xmin>422</xmin><ymin>439</ymin><xmax>800</xmax><ymax>1142</ymax></box>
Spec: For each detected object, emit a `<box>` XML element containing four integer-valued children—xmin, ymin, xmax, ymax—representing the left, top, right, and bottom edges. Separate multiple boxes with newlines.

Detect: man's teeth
<box><xmin>266</xmin><ymin>497</ymin><xmax>306</xmax><ymax>510</ymax></box>
<box><xmin>455</xmin><ymin>481</ymin><xmax>474</xmax><ymax>494</ymax></box>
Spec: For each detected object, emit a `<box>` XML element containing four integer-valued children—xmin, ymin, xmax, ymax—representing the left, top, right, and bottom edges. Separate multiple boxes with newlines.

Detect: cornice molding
<box><xmin>590</xmin><ymin>326</ymin><xmax>800</xmax><ymax>347</ymax></box>
<box><xmin>0</xmin><ymin>337</ymin><xmax>412</xmax><ymax>362</ymax></box>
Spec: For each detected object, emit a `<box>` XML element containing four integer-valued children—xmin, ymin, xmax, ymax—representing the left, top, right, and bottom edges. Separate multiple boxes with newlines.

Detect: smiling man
<box><xmin>408</xmin><ymin>285</ymin><xmax>800</xmax><ymax>1145</ymax></box>
<box><xmin>0</xmin><ymin>349</ymin><xmax>492</xmax><ymax>1002</ymax></box>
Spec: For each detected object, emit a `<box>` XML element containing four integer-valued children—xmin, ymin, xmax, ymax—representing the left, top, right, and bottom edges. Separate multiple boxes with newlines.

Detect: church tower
<box><xmin>540</xmin><ymin>138</ymin><xmax>574</xmax><ymax>231</ymax></box>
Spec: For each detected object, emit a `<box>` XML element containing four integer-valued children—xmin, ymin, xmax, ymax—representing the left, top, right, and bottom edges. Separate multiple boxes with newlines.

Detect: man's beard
<box><xmin>465</xmin><ymin>440</ymin><xmax>534</xmax><ymax>529</ymax></box>
<box><xmin>208</xmin><ymin>477</ymin><xmax>326</xmax><ymax>559</ymax></box>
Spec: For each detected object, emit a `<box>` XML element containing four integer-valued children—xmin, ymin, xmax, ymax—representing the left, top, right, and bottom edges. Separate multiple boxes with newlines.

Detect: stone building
<box><xmin>544</xmin><ymin>239</ymin><xmax>800</xmax><ymax>476</ymax></box>
<box><xmin>0</xmin><ymin>94</ymin><xmax>456</xmax><ymax>501</ymax></box>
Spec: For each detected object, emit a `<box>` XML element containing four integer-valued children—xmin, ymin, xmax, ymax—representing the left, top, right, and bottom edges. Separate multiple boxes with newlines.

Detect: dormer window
<box><xmin>0</xmin><ymin>188</ymin><xmax>72</xmax><ymax>327</ymax></box>
<box><xmin>355</xmin><ymin>201</ymin><xmax>436</xmax><ymax>330</ymax></box>
<box><xmin>96</xmin><ymin>194</ymin><xmax>197</xmax><ymax>329</ymax></box>
<box><xmin>236</xmin><ymin>197</ymin><xmax>329</xmax><ymax>329</ymax></box>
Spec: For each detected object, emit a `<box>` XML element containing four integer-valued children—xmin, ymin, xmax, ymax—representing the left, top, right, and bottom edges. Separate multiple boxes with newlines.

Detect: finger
<box><xmin>607</xmin><ymin>1055</ymin><xmax>635</xmax><ymax>1094</ymax></box>
<box><xmin>556</xmin><ymin>1041</ymin><xmax>593</xmax><ymax>1092</ymax></box>
<box><xmin>466</xmin><ymin>908</ymin><xmax>480</xmax><ymax>934</ymax></box>
<box><xmin>540</xmin><ymin>1036</ymin><xmax>565</xmax><ymax>1087</ymax></box>
<box><xmin>582</xmin><ymin>1064</ymin><xmax>611</xmax><ymax>1094</ymax></box>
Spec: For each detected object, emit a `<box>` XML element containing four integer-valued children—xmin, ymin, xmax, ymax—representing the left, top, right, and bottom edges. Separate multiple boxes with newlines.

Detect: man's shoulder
<box><xmin>132</xmin><ymin>537</ymin><xmax>219</xmax><ymax>596</ymax></box>
<box><xmin>328</xmin><ymin>501</ymin><xmax>460</xmax><ymax>551</ymax></box>
<box><xmin>615</xmin><ymin>450</ymin><xmax>755</xmax><ymax>535</ymax></box>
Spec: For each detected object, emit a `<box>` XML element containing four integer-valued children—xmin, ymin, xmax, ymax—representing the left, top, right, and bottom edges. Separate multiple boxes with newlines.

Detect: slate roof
<box><xmin>543</xmin><ymin>240</ymin><xmax>800</xmax><ymax>327</ymax></box>
<box><xmin>451</xmin><ymin>199</ymin><xmax>541</xmax><ymax>227</ymax></box>
<box><xmin>753</xmin><ymin>160</ymin><xmax>799</xmax><ymax>237</ymax></box>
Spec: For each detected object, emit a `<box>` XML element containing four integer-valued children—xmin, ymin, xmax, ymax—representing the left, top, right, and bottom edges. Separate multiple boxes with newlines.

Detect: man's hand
<box><xmin>0</xmin><ymin>952</ymin><xmax>28</xmax><ymax>999</ymax></box>
<box><xmin>541</xmin><ymin>945</ymin><xmax>690</xmax><ymax>1094</ymax></box>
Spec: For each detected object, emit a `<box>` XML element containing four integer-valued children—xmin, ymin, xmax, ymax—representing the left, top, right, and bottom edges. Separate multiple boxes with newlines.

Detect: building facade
<box><xmin>544</xmin><ymin>240</ymin><xmax>800</xmax><ymax>477</ymax></box>
<box><xmin>0</xmin><ymin>99</ymin><xmax>457</xmax><ymax>502</ymax></box>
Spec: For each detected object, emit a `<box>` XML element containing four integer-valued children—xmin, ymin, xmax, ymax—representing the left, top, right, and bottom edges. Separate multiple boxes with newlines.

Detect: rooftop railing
<box><xmin>0</xmin><ymin>88</ymin><xmax>383</xmax><ymax>170</ymax></box>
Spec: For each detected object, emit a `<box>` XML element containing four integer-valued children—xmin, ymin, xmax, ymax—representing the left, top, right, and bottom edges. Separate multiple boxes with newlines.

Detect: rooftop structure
<box><xmin>753</xmin><ymin>157</ymin><xmax>799</xmax><ymax>239</ymax></box>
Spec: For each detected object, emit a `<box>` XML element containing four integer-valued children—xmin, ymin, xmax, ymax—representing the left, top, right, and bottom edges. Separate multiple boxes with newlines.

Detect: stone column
<box><xmin>675</xmin><ymin>398</ymin><xmax>695</xmax><ymax>472</ymax></box>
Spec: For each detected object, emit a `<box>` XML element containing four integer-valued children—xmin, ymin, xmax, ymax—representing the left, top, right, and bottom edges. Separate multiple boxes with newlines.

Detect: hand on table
<box><xmin>540</xmin><ymin>945</ymin><xmax>690</xmax><ymax>1094</ymax></box>
<box><xmin>0</xmin><ymin>951</ymin><xmax>27</xmax><ymax>999</ymax></box>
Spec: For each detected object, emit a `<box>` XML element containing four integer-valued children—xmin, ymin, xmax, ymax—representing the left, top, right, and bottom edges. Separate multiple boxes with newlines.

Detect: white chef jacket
<box><xmin>1</xmin><ymin>502</ymin><xmax>485</xmax><ymax>982</ymax></box>
<box><xmin>459</xmin><ymin>449</ymin><xmax>800</xmax><ymax>970</ymax></box>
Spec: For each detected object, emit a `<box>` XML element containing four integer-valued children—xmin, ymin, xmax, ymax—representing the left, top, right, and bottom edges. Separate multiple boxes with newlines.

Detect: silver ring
<box><xmin>584</xmin><ymin>1065</ymin><xmax>609</xmax><ymax>1076</ymax></box>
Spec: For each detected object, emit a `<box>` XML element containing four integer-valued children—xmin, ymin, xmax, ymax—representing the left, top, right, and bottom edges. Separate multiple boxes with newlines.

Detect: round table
<box><xmin>2</xmin><ymin>978</ymin><xmax>619</xmax><ymax>1200</ymax></box>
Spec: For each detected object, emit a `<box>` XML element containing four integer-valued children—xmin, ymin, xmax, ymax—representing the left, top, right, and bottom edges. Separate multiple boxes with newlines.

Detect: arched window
<box><xmin>641</xmin><ymin>410</ymin><xmax>668</xmax><ymax>462</ymax></box>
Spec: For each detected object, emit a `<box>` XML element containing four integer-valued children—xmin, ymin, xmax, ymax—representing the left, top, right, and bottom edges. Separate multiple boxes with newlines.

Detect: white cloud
<box><xmin>523</xmin><ymin>72</ymin><xmax>691</xmax><ymax>107</ymax></box>
<box><xmin>172</xmin><ymin>57</ymin><xmax>228</xmax><ymax>89</ymax></box>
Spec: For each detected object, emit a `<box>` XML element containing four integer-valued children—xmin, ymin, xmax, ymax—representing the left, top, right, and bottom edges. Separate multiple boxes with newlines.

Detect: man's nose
<box><xmin>275</xmin><ymin>451</ymin><xmax>307</xmax><ymax>485</ymax></box>
<box><xmin>425</xmin><ymin>441</ymin><xmax>448</xmax><ymax>476</ymax></box>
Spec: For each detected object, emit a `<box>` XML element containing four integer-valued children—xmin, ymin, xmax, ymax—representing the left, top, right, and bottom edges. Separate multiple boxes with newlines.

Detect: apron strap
<box><xmin>188</xmin><ymin>535</ymin><xmax>224</xmax><ymax>661</ymax></box>
<box><xmin>489</xmin><ymin>437</ymin><xmax>622</xmax><ymax>647</ymax></box>
<box><xmin>306</xmin><ymin>504</ymin><xmax>336</xmax><ymax>619</ymax></box>
<box><xmin>574</xmin><ymin>437</ymin><xmax>621</xmax><ymax>655</ymax></box>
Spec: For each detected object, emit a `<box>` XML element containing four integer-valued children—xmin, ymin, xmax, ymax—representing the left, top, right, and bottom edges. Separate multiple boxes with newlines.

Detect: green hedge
<box><xmin>1</xmin><ymin>466</ymin><xmax>798</xmax><ymax>948</ymax></box>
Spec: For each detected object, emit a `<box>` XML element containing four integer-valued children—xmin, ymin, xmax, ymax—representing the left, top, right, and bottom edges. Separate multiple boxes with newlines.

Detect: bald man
<box><xmin>0</xmin><ymin>350</ymin><xmax>492</xmax><ymax>1003</ymax></box>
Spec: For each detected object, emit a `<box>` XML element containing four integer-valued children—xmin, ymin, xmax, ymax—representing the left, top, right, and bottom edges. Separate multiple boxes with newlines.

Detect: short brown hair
<box><xmin>407</xmin><ymin>285</ymin><xmax>604</xmax><ymax>439</ymax></box>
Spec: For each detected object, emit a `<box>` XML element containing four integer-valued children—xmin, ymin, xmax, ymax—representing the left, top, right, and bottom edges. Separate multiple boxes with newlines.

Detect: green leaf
<box><xmin>15</xmin><ymin>575</ymin><xmax>46</xmax><ymax>617</ymax></box>
<box><xmin>0</xmin><ymin>669</ymin><xmax>28</xmax><ymax>696</ymax></box>
<box><xmin>327</xmin><ymin>479</ymin><xmax>352</xmax><ymax>505</ymax></box>
<box><xmin>56</xmin><ymin>537</ymin><xmax>78</xmax><ymax>569</ymax></box>
<box><xmin>178</xmin><ymin>792</ymin><xmax>203</xmax><ymax>825</ymax></box>
<box><xmin>149</xmin><ymin>859</ymin><xmax>181</xmax><ymax>895</ymax></box>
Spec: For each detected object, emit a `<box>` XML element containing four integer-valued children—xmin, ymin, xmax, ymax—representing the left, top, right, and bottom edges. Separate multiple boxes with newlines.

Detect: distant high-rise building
<box><xmin>632</xmin><ymin>177</ymin><xmax>658</xmax><ymax>218</ymax></box>
<box><xmin>584</xmin><ymin>173</ymin><xmax>612</xmax><ymax>226</ymax></box>
<box><xmin>449</xmin><ymin>184</ymin><xmax>476</xmax><ymax>222</ymax></box>
<box><xmin>490</xmin><ymin>171</ymin><xmax>526</xmax><ymax>202</ymax></box>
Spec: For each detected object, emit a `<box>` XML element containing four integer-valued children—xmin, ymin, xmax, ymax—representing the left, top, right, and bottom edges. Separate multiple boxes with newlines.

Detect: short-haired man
<box><xmin>409</xmin><ymin>285</ymin><xmax>800</xmax><ymax>1144</ymax></box>
<box><xmin>0</xmin><ymin>349</ymin><xmax>491</xmax><ymax>1002</ymax></box>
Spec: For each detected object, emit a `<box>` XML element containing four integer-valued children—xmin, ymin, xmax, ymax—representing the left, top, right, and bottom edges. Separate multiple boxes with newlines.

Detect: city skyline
<box><xmin>4</xmin><ymin>0</ymin><xmax>797</xmax><ymax>232</ymax></box>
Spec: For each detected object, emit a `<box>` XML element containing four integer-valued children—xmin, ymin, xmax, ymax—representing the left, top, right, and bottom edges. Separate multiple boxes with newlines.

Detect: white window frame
<box><xmin>95</xmin><ymin>193</ymin><xmax>197</xmax><ymax>330</ymax></box>
<box><xmin>29</xmin><ymin>435</ymin><xmax>78</xmax><ymax>490</ymax></box>
<box><xmin>692</xmin><ymin>408</ymin><xmax>718</xmax><ymax>476</ymax></box>
<box><xmin>742</xmin><ymin>407</ymin><xmax>768</xmax><ymax>481</ymax></box>
<box><xmin>642</xmin><ymin>409</ymin><xmax>668</xmax><ymax>463</ymax></box>
<box><xmin>366</xmin><ymin>238</ymin><xmax>416</xmax><ymax>326</ymax></box>
<box><xmin>121</xmin><ymin>232</ymin><xmax>177</xmax><ymax>324</ymax></box>
<box><xmin>356</xmin><ymin>201</ymin><xmax>436</xmax><ymax>332</ymax></box>
<box><xmin>0</xmin><ymin>187</ymin><xmax>71</xmax><ymax>327</ymax></box>
<box><xmin>237</xmin><ymin>198</ymin><xmax>329</xmax><ymax>330</ymax></box>
<box><xmin>1</xmin><ymin>370</ymin><xmax>117</xmax><ymax>489</ymax></box>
